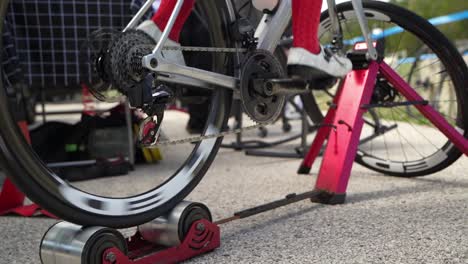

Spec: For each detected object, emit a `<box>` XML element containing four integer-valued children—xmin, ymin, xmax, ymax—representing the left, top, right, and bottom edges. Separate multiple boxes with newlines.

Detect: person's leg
<box><xmin>152</xmin><ymin>0</ymin><xmax>196</xmax><ymax>42</ymax></box>
<box><xmin>292</xmin><ymin>0</ymin><xmax>322</xmax><ymax>54</ymax></box>
<box><xmin>288</xmin><ymin>0</ymin><xmax>352</xmax><ymax>79</ymax></box>
<box><xmin>137</xmin><ymin>0</ymin><xmax>195</xmax><ymax>66</ymax></box>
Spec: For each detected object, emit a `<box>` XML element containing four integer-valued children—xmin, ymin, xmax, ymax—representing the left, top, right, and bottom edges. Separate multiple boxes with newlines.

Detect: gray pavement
<box><xmin>0</xmin><ymin>118</ymin><xmax>467</xmax><ymax>264</ymax></box>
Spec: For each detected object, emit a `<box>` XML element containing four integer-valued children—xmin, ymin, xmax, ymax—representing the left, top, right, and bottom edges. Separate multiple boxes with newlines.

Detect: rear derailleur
<box><xmin>81</xmin><ymin>29</ymin><xmax>175</xmax><ymax>147</ymax></box>
<box><xmin>138</xmin><ymin>78</ymin><xmax>174</xmax><ymax>147</ymax></box>
<box><xmin>123</xmin><ymin>70</ymin><xmax>174</xmax><ymax>147</ymax></box>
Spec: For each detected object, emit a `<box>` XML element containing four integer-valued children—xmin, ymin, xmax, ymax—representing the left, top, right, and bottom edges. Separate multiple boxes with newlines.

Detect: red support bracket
<box><xmin>0</xmin><ymin>121</ymin><xmax>54</xmax><ymax>218</ymax></box>
<box><xmin>297</xmin><ymin>82</ymin><xmax>344</xmax><ymax>175</ymax></box>
<box><xmin>102</xmin><ymin>219</ymin><xmax>220</xmax><ymax>264</ymax></box>
<box><xmin>298</xmin><ymin>61</ymin><xmax>380</xmax><ymax>204</ymax></box>
<box><xmin>298</xmin><ymin>57</ymin><xmax>467</xmax><ymax>205</ymax></box>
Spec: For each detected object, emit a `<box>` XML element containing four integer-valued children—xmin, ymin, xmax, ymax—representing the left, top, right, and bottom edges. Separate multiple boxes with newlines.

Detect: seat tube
<box><xmin>351</xmin><ymin>0</ymin><xmax>378</xmax><ymax>60</ymax></box>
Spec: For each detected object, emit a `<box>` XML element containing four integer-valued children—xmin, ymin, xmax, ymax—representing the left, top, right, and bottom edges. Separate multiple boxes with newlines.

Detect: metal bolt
<box><xmin>264</xmin><ymin>82</ymin><xmax>274</xmax><ymax>96</ymax></box>
<box><xmin>196</xmin><ymin>223</ymin><xmax>205</xmax><ymax>231</ymax></box>
<box><xmin>256</xmin><ymin>104</ymin><xmax>267</xmax><ymax>115</ymax></box>
<box><xmin>105</xmin><ymin>252</ymin><xmax>117</xmax><ymax>263</ymax></box>
<box><xmin>150</xmin><ymin>58</ymin><xmax>158</xmax><ymax>68</ymax></box>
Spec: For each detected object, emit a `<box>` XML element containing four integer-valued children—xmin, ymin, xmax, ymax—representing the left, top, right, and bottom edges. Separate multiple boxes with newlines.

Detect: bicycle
<box><xmin>0</xmin><ymin>0</ymin><xmax>466</xmax><ymax>228</ymax></box>
<box><xmin>405</xmin><ymin>45</ymin><xmax>467</xmax><ymax>120</ymax></box>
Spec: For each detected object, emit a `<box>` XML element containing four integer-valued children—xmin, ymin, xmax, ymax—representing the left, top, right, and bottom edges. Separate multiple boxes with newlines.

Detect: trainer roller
<box><xmin>40</xmin><ymin>201</ymin><xmax>219</xmax><ymax>264</ymax></box>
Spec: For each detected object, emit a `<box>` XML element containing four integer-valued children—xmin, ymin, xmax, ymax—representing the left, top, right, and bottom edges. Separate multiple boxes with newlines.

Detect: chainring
<box><xmin>240</xmin><ymin>50</ymin><xmax>286</xmax><ymax>124</ymax></box>
<box><xmin>79</xmin><ymin>29</ymin><xmax>123</xmax><ymax>102</ymax></box>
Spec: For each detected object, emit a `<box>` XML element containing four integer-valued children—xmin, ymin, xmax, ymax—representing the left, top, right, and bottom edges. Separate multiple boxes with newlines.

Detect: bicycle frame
<box><xmin>126</xmin><ymin>0</ymin><xmax>377</xmax><ymax>91</ymax></box>
<box><xmin>127</xmin><ymin>0</ymin><xmax>468</xmax><ymax>158</ymax></box>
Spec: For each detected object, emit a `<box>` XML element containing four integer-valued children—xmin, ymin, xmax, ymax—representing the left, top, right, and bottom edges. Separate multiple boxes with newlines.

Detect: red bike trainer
<box><xmin>102</xmin><ymin>219</ymin><xmax>220</xmax><ymax>264</ymax></box>
<box><xmin>0</xmin><ymin>121</ymin><xmax>54</xmax><ymax>217</ymax></box>
<box><xmin>298</xmin><ymin>43</ymin><xmax>468</xmax><ymax>202</ymax></box>
<box><xmin>0</xmin><ymin>121</ymin><xmax>30</xmax><ymax>215</ymax></box>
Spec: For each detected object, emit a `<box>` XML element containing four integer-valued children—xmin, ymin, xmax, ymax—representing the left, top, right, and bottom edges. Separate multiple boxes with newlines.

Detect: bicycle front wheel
<box><xmin>302</xmin><ymin>1</ymin><xmax>468</xmax><ymax>177</ymax></box>
<box><xmin>0</xmin><ymin>0</ymin><xmax>235</xmax><ymax>228</ymax></box>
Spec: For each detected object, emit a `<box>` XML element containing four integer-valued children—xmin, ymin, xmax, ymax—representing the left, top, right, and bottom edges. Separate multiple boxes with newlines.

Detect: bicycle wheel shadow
<box><xmin>218</xmin><ymin>175</ymin><xmax>468</xmax><ymax>240</ymax></box>
<box><xmin>347</xmin><ymin>176</ymin><xmax>468</xmax><ymax>204</ymax></box>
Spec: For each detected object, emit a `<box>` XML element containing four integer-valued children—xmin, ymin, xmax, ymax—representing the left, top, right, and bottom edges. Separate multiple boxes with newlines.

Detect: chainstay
<box><xmin>148</xmin><ymin>122</ymin><xmax>272</xmax><ymax>147</ymax></box>
<box><xmin>145</xmin><ymin>44</ymin><xmax>256</xmax><ymax>147</ymax></box>
<box><xmin>163</xmin><ymin>46</ymin><xmax>248</xmax><ymax>53</ymax></box>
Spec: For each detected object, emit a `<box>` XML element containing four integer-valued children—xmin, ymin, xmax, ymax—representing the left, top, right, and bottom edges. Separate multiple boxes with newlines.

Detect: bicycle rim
<box><xmin>0</xmin><ymin>0</ymin><xmax>235</xmax><ymax>227</ymax></box>
<box><xmin>307</xmin><ymin>1</ymin><xmax>467</xmax><ymax>177</ymax></box>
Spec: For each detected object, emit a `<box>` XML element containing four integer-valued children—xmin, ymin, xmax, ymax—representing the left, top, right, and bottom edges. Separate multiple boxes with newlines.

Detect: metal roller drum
<box><xmin>40</xmin><ymin>222</ymin><xmax>127</xmax><ymax>264</ymax></box>
<box><xmin>138</xmin><ymin>201</ymin><xmax>212</xmax><ymax>247</ymax></box>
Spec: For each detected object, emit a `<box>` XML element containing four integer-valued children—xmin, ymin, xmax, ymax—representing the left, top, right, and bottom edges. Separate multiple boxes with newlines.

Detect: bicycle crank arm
<box><xmin>259</xmin><ymin>78</ymin><xmax>311</xmax><ymax>95</ymax></box>
<box><xmin>144</xmin><ymin>56</ymin><xmax>239</xmax><ymax>91</ymax></box>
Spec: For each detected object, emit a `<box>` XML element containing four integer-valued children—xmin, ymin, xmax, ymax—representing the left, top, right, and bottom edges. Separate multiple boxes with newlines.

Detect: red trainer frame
<box><xmin>299</xmin><ymin>60</ymin><xmax>467</xmax><ymax>199</ymax></box>
<box><xmin>102</xmin><ymin>219</ymin><xmax>220</xmax><ymax>264</ymax></box>
<box><xmin>0</xmin><ymin>121</ymin><xmax>54</xmax><ymax>217</ymax></box>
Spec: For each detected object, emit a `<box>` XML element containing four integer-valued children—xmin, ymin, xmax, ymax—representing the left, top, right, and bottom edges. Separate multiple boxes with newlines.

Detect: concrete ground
<box><xmin>0</xmin><ymin>114</ymin><xmax>467</xmax><ymax>264</ymax></box>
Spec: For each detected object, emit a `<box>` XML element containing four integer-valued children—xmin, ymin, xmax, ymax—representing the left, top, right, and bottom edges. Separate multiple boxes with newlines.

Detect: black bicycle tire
<box><xmin>0</xmin><ymin>0</ymin><xmax>234</xmax><ymax>228</ymax></box>
<box><xmin>301</xmin><ymin>1</ymin><xmax>468</xmax><ymax>177</ymax></box>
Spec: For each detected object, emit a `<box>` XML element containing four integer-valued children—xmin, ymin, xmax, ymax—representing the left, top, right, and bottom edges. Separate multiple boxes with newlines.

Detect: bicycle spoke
<box><xmin>389</xmin><ymin>28</ymin><xmax>406</xmax><ymax>69</ymax></box>
<box><xmin>377</xmin><ymin>108</ymin><xmax>426</xmax><ymax>159</ymax></box>
<box><xmin>410</xmin><ymin>79</ymin><xmax>452</xmax><ymax>90</ymax></box>
<box><xmin>390</xmin><ymin>108</ymin><xmax>409</xmax><ymax>162</ymax></box>
<box><xmin>376</xmin><ymin>108</ymin><xmax>392</xmax><ymax>160</ymax></box>
<box><xmin>401</xmin><ymin>60</ymin><xmax>443</xmax><ymax>80</ymax></box>
<box><xmin>392</xmin><ymin>107</ymin><xmax>446</xmax><ymax>151</ymax></box>
<box><xmin>392</xmin><ymin>43</ymin><xmax>426</xmax><ymax>72</ymax></box>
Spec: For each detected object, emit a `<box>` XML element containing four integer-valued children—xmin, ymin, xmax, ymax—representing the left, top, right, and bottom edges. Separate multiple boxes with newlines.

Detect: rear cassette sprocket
<box><xmin>79</xmin><ymin>29</ymin><xmax>122</xmax><ymax>102</ymax></box>
<box><xmin>108</xmin><ymin>30</ymin><xmax>156</xmax><ymax>95</ymax></box>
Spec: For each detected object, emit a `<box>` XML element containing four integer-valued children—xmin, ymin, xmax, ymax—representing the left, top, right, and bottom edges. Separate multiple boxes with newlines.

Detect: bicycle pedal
<box><xmin>288</xmin><ymin>66</ymin><xmax>338</xmax><ymax>90</ymax></box>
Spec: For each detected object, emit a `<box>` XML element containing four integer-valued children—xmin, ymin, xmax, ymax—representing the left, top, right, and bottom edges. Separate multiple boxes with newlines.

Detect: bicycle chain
<box><xmin>148</xmin><ymin>45</ymin><xmax>270</xmax><ymax>147</ymax></box>
<box><xmin>151</xmin><ymin>122</ymin><xmax>272</xmax><ymax>147</ymax></box>
<box><xmin>162</xmin><ymin>46</ymin><xmax>248</xmax><ymax>53</ymax></box>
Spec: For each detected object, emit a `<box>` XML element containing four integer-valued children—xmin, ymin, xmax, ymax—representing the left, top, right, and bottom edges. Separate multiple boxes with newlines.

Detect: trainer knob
<box><xmin>252</xmin><ymin>0</ymin><xmax>280</xmax><ymax>13</ymax></box>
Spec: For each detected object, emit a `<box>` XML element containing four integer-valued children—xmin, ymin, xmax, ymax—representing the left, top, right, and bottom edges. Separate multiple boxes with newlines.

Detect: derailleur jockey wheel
<box><xmin>240</xmin><ymin>50</ymin><xmax>287</xmax><ymax>124</ymax></box>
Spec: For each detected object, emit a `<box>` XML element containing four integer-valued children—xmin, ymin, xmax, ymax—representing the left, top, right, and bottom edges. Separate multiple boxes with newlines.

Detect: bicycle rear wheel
<box><xmin>0</xmin><ymin>0</ymin><xmax>235</xmax><ymax>228</ymax></box>
<box><xmin>302</xmin><ymin>1</ymin><xmax>468</xmax><ymax>177</ymax></box>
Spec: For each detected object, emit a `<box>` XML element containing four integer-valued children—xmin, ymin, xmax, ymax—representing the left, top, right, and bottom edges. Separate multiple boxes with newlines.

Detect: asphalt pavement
<box><xmin>0</xmin><ymin>118</ymin><xmax>467</xmax><ymax>264</ymax></box>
